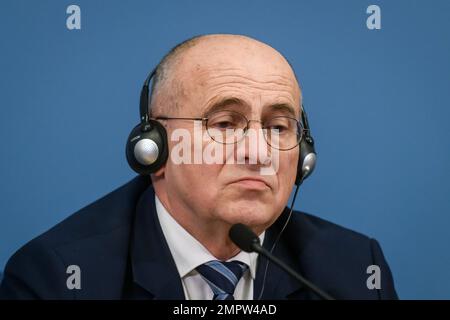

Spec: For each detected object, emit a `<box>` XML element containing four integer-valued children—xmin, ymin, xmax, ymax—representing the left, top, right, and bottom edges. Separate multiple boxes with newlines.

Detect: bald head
<box><xmin>149</xmin><ymin>34</ymin><xmax>301</xmax><ymax>117</ymax></box>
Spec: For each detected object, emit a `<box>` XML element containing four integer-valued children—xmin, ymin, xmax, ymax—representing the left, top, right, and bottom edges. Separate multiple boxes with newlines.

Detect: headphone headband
<box><xmin>139</xmin><ymin>68</ymin><xmax>157</xmax><ymax>123</ymax></box>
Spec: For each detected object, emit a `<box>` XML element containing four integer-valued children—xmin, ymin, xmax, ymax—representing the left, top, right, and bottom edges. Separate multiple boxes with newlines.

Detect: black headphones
<box><xmin>126</xmin><ymin>67</ymin><xmax>317</xmax><ymax>186</ymax></box>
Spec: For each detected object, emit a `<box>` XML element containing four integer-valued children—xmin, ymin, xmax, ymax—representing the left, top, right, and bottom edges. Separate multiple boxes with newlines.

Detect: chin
<box><xmin>218</xmin><ymin>201</ymin><xmax>277</xmax><ymax>229</ymax></box>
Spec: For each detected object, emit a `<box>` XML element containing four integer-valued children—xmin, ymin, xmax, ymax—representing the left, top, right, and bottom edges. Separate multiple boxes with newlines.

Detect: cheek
<box><xmin>165</xmin><ymin>129</ymin><xmax>227</xmax><ymax>201</ymax></box>
<box><xmin>166</xmin><ymin>162</ymin><xmax>223</xmax><ymax>199</ymax></box>
<box><xmin>277</xmin><ymin>149</ymin><xmax>299</xmax><ymax>187</ymax></box>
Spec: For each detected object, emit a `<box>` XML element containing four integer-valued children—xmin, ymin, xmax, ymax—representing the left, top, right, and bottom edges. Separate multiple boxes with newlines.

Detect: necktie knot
<box><xmin>196</xmin><ymin>260</ymin><xmax>248</xmax><ymax>300</ymax></box>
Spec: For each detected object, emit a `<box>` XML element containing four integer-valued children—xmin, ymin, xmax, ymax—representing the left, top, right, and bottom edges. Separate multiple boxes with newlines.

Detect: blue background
<box><xmin>1</xmin><ymin>0</ymin><xmax>449</xmax><ymax>299</ymax></box>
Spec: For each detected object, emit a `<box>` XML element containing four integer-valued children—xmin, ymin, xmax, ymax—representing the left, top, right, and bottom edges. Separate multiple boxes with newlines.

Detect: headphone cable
<box><xmin>257</xmin><ymin>177</ymin><xmax>302</xmax><ymax>300</ymax></box>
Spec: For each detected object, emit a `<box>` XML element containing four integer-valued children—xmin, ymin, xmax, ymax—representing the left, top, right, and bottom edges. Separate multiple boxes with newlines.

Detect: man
<box><xmin>0</xmin><ymin>34</ymin><xmax>397</xmax><ymax>300</ymax></box>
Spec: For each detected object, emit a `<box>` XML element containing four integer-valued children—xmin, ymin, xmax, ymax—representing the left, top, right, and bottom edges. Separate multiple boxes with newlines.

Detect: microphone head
<box><xmin>229</xmin><ymin>223</ymin><xmax>261</xmax><ymax>253</ymax></box>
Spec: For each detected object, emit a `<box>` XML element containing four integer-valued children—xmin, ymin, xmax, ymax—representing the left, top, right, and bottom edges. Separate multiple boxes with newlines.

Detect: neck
<box><xmin>154</xmin><ymin>189</ymin><xmax>244</xmax><ymax>260</ymax></box>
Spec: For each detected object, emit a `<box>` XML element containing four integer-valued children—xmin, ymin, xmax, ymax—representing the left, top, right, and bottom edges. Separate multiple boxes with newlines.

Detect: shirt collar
<box><xmin>155</xmin><ymin>195</ymin><xmax>264</xmax><ymax>279</ymax></box>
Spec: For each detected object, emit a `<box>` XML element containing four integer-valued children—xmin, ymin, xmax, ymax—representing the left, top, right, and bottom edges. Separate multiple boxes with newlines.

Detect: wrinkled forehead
<box><xmin>179</xmin><ymin>40</ymin><xmax>299</xmax><ymax>87</ymax></box>
<box><xmin>171</xmin><ymin>40</ymin><xmax>302</xmax><ymax>115</ymax></box>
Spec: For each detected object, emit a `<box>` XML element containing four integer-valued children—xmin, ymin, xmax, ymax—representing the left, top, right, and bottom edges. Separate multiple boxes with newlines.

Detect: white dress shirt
<box><xmin>155</xmin><ymin>195</ymin><xmax>264</xmax><ymax>300</ymax></box>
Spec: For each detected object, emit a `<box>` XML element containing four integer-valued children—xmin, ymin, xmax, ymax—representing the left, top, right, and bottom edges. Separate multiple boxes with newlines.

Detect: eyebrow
<box><xmin>202</xmin><ymin>97</ymin><xmax>250</xmax><ymax>116</ymax></box>
<box><xmin>264</xmin><ymin>103</ymin><xmax>298</xmax><ymax>119</ymax></box>
<box><xmin>202</xmin><ymin>97</ymin><xmax>297</xmax><ymax>119</ymax></box>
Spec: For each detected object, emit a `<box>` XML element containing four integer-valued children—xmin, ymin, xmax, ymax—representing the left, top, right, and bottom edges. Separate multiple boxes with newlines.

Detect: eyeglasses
<box><xmin>155</xmin><ymin>109</ymin><xmax>305</xmax><ymax>150</ymax></box>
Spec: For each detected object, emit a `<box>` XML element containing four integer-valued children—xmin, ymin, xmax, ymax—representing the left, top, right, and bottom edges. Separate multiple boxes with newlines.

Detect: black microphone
<box><xmin>229</xmin><ymin>223</ymin><xmax>335</xmax><ymax>300</ymax></box>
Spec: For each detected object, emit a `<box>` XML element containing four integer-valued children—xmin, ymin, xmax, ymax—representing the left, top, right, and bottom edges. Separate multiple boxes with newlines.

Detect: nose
<box><xmin>236</xmin><ymin>120</ymin><xmax>272</xmax><ymax>167</ymax></box>
<box><xmin>245</xmin><ymin>119</ymin><xmax>263</xmax><ymax>131</ymax></box>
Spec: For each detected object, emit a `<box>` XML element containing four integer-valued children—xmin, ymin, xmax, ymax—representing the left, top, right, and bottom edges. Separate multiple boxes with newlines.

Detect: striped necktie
<box><xmin>196</xmin><ymin>260</ymin><xmax>249</xmax><ymax>300</ymax></box>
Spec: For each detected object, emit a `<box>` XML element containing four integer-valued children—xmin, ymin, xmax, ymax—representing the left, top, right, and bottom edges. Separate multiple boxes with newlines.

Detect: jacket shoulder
<box><xmin>282</xmin><ymin>210</ymin><xmax>398</xmax><ymax>299</ymax></box>
<box><xmin>25</xmin><ymin>175</ymin><xmax>150</xmax><ymax>249</ymax></box>
<box><xmin>292</xmin><ymin>210</ymin><xmax>372</xmax><ymax>245</ymax></box>
<box><xmin>0</xmin><ymin>176</ymin><xmax>150</xmax><ymax>299</ymax></box>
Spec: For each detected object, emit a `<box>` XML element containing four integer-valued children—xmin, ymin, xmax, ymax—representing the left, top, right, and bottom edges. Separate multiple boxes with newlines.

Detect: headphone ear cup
<box><xmin>126</xmin><ymin>119</ymin><xmax>168</xmax><ymax>175</ymax></box>
<box><xmin>295</xmin><ymin>138</ymin><xmax>317</xmax><ymax>185</ymax></box>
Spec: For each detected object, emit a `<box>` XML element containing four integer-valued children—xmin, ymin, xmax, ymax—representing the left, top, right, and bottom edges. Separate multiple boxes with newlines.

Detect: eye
<box><xmin>265</xmin><ymin>118</ymin><xmax>291</xmax><ymax>133</ymax></box>
<box><xmin>215</xmin><ymin>120</ymin><xmax>235</xmax><ymax>129</ymax></box>
<box><xmin>268</xmin><ymin>124</ymin><xmax>288</xmax><ymax>132</ymax></box>
<box><xmin>207</xmin><ymin>111</ymin><xmax>246</xmax><ymax>130</ymax></box>
<box><xmin>209</xmin><ymin>118</ymin><xmax>238</xmax><ymax>130</ymax></box>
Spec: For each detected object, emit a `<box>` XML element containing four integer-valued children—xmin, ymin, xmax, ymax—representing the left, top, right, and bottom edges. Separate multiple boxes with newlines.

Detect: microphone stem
<box><xmin>253</xmin><ymin>244</ymin><xmax>335</xmax><ymax>300</ymax></box>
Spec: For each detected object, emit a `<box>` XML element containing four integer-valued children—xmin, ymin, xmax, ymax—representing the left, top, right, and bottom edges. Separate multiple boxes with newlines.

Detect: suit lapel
<box><xmin>130</xmin><ymin>185</ymin><xmax>185</xmax><ymax>299</ymax></box>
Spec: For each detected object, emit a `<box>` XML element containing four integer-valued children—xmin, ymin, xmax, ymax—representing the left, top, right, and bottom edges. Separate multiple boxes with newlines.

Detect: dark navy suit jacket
<box><xmin>0</xmin><ymin>176</ymin><xmax>398</xmax><ymax>299</ymax></box>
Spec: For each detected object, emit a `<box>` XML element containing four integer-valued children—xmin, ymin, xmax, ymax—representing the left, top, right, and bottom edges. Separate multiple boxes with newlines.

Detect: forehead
<box><xmin>171</xmin><ymin>39</ymin><xmax>301</xmax><ymax>116</ymax></box>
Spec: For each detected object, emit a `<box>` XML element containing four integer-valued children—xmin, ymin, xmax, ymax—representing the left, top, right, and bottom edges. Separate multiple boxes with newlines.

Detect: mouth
<box><xmin>230</xmin><ymin>177</ymin><xmax>271</xmax><ymax>190</ymax></box>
